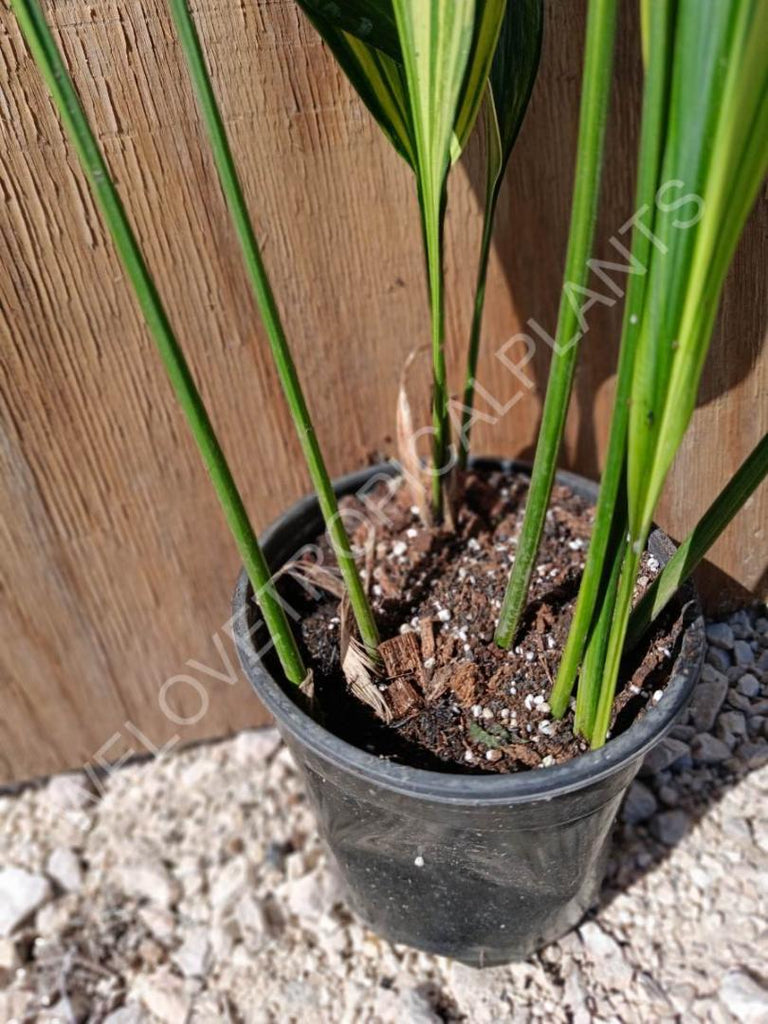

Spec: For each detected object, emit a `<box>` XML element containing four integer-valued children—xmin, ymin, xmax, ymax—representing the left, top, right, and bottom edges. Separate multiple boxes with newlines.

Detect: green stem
<box><xmin>574</xmin><ymin>504</ymin><xmax>626</xmax><ymax>738</ymax></box>
<box><xmin>418</xmin><ymin>184</ymin><xmax>449</xmax><ymax>522</ymax></box>
<box><xmin>458</xmin><ymin>187</ymin><xmax>497</xmax><ymax>470</ymax></box>
<box><xmin>12</xmin><ymin>0</ymin><xmax>307</xmax><ymax>684</ymax></box>
<box><xmin>549</xmin><ymin>0</ymin><xmax>674</xmax><ymax>716</ymax></box>
<box><xmin>167</xmin><ymin>0</ymin><xmax>379</xmax><ymax>657</ymax></box>
<box><xmin>590</xmin><ymin>543</ymin><xmax>641</xmax><ymax>748</ymax></box>
<box><xmin>495</xmin><ymin>0</ymin><xmax>619</xmax><ymax>648</ymax></box>
<box><xmin>626</xmin><ymin>431</ymin><xmax>768</xmax><ymax>651</ymax></box>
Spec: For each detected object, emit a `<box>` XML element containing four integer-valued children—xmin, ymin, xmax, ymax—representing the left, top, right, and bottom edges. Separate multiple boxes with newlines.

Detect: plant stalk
<box><xmin>590</xmin><ymin>542</ymin><xmax>641</xmax><ymax>748</ymax></box>
<box><xmin>12</xmin><ymin>0</ymin><xmax>308</xmax><ymax>684</ymax></box>
<box><xmin>573</xmin><ymin>503</ymin><xmax>627</xmax><ymax>737</ymax></box>
<box><xmin>422</xmin><ymin>185</ymin><xmax>450</xmax><ymax>521</ymax></box>
<box><xmin>495</xmin><ymin>0</ymin><xmax>619</xmax><ymax>648</ymax></box>
<box><xmin>549</xmin><ymin>0</ymin><xmax>674</xmax><ymax>717</ymax></box>
<box><xmin>458</xmin><ymin>187</ymin><xmax>497</xmax><ymax>470</ymax></box>
<box><xmin>167</xmin><ymin>0</ymin><xmax>380</xmax><ymax>657</ymax></box>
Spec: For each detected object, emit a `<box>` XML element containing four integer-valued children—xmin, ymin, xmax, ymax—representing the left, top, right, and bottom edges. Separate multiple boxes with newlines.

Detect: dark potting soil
<box><xmin>283</xmin><ymin>469</ymin><xmax>684</xmax><ymax>774</ymax></box>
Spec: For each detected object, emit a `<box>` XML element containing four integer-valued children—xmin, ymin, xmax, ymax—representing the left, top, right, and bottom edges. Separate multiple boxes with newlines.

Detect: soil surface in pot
<box><xmin>283</xmin><ymin>468</ymin><xmax>684</xmax><ymax>773</ymax></box>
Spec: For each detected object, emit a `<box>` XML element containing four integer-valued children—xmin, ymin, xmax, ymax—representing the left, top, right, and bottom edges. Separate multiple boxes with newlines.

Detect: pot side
<box><xmin>232</xmin><ymin>460</ymin><xmax>705</xmax><ymax>965</ymax></box>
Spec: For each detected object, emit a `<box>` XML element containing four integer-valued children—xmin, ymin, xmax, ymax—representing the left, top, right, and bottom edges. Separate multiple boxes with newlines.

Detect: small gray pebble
<box><xmin>707</xmin><ymin>647</ymin><xmax>732</xmax><ymax>673</ymax></box>
<box><xmin>690</xmin><ymin>676</ymin><xmax>729</xmax><ymax>733</ymax></box>
<box><xmin>706</xmin><ymin>622</ymin><xmax>734</xmax><ymax>649</ymax></box>
<box><xmin>622</xmin><ymin>781</ymin><xmax>658</xmax><ymax>825</ymax></box>
<box><xmin>718</xmin><ymin>710</ymin><xmax>747</xmax><ymax>739</ymax></box>
<box><xmin>755</xmin><ymin>616</ymin><xmax>768</xmax><ymax>635</ymax></box>
<box><xmin>701</xmin><ymin>663</ymin><xmax>729</xmax><ymax>686</ymax></box>
<box><xmin>650</xmin><ymin>809</ymin><xmax>689</xmax><ymax>846</ymax></box>
<box><xmin>670</xmin><ymin>724</ymin><xmax>696</xmax><ymax>742</ymax></box>
<box><xmin>728</xmin><ymin>609</ymin><xmax>751</xmax><ymax>630</ymax></box>
<box><xmin>727</xmin><ymin>691</ymin><xmax>754</xmax><ymax>712</ymax></box>
<box><xmin>691</xmin><ymin>733</ymin><xmax>731</xmax><ymax>764</ymax></box>
<box><xmin>657</xmin><ymin>785</ymin><xmax>679</xmax><ymax>807</ymax></box>
<box><xmin>733</xmin><ymin>639</ymin><xmax>755</xmax><ymax>666</ymax></box>
<box><xmin>736</xmin><ymin>673</ymin><xmax>760</xmax><ymax>698</ymax></box>
<box><xmin>641</xmin><ymin>737</ymin><xmax>690</xmax><ymax>775</ymax></box>
<box><xmin>736</xmin><ymin>740</ymin><xmax>768</xmax><ymax>769</ymax></box>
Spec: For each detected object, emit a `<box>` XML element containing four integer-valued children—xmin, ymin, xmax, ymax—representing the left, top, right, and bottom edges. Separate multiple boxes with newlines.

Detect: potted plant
<box><xmin>13</xmin><ymin>0</ymin><xmax>767</xmax><ymax>964</ymax></box>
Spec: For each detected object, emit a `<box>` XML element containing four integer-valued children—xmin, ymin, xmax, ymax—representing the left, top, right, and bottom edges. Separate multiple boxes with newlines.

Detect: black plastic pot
<box><xmin>233</xmin><ymin>460</ymin><xmax>705</xmax><ymax>966</ymax></box>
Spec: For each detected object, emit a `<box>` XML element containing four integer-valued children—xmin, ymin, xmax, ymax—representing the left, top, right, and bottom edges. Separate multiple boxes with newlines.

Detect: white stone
<box><xmin>35</xmin><ymin>893</ymin><xmax>77</xmax><ymax>936</ymax></box>
<box><xmin>172</xmin><ymin>926</ymin><xmax>210</xmax><ymax>978</ymax></box>
<box><xmin>0</xmin><ymin>989</ymin><xmax>32</xmax><ymax>1023</ymax></box>
<box><xmin>116</xmin><ymin>860</ymin><xmax>180</xmax><ymax>908</ymax></box>
<box><xmin>231</xmin><ymin>727</ymin><xmax>281</xmax><ymax>763</ymax></box>
<box><xmin>277</xmin><ymin>867</ymin><xmax>340</xmax><ymax>925</ymax></box>
<box><xmin>719</xmin><ymin>970</ymin><xmax>768</xmax><ymax>1023</ymax></box>
<box><xmin>579</xmin><ymin>923</ymin><xmax>633</xmax><ymax>988</ymax></box>
<box><xmin>132</xmin><ymin>970</ymin><xmax>192</xmax><ymax>1024</ymax></box>
<box><xmin>209</xmin><ymin>856</ymin><xmax>252</xmax><ymax>916</ymax></box>
<box><xmin>44</xmin><ymin>772</ymin><xmax>97</xmax><ymax>812</ymax></box>
<box><xmin>103</xmin><ymin>1005</ymin><xmax>146</xmax><ymax>1024</ymax></box>
<box><xmin>137</xmin><ymin>905</ymin><xmax>176</xmax><ymax>943</ymax></box>
<box><xmin>0</xmin><ymin>867</ymin><xmax>52</xmax><ymax>936</ymax></box>
<box><xmin>0</xmin><ymin>937</ymin><xmax>20</xmax><ymax>984</ymax></box>
<box><xmin>234</xmin><ymin>893</ymin><xmax>270</xmax><ymax>950</ymax></box>
<box><xmin>370</xmin><ymin>984</ymin><xmax>441</xmax><ymax>1024</ymax></box>
<box><xmin>46</xmin><ymin>847</ymin><xmax>83</xmax><ymax>893</ymax></box>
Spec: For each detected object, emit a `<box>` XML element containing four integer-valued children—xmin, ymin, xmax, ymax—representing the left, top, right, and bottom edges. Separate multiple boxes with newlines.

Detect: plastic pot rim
<box><xmin>232</xmin><ymin>459</ymin><xmax>705</xmax><ymax>808</ymax></box>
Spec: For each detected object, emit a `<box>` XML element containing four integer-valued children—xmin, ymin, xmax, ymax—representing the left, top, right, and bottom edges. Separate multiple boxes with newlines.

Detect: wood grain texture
<box><xmin>1</xmin><ymin>1</ymin><xmax>765</xmax><ymax>782</ymax></box>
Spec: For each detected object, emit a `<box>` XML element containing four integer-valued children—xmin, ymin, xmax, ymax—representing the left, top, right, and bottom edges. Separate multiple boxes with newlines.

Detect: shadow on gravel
<box><xmin>598</xmin><ymin>605</ymin><xmax>768</xmax><ymax>910</ymax></box>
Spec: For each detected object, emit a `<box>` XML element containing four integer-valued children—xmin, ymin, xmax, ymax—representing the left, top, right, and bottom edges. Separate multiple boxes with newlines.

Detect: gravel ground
<box><xmin>1</xmin><ymin>606</ymin><xmax>767</xmax><ymax>1024</ymax></box>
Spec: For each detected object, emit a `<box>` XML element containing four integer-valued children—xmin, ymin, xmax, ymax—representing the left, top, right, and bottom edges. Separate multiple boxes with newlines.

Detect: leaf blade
<box><xmin>297</xmin><ymin>0</ymin><xmax>400</xmax><ymax>59</ymax></box>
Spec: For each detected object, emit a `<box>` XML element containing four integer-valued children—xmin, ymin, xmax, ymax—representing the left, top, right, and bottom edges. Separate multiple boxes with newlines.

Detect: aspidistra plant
<box><xmin>588</xmin><ymin>0</ymin><xmax>768</xmax><ymax>747</ymax></box>
<box><xmin>458</xmin><ymin>0</ymin><xmax>543</xmax><ymax>468</ymax></box>
<box><xmin>545</xmin><ymin>0</ymin><xmax>768</xmax><ymax>746</ymax></box>
<box><xmin>14</xmin><ymin>0</ymin><xmax>768</xmax><ymax>754</ymax></box>
<box><xmin>297</xmin><ymin>0</ymin><xmax>542</xmax><ymax>520</ymax></box>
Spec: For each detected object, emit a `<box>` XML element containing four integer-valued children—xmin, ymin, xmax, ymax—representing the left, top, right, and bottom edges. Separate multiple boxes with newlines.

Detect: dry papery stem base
<box><xmin>288</xmin><ymin>469</ymin><xmax>683</xmax><ymax>774</ymax></box>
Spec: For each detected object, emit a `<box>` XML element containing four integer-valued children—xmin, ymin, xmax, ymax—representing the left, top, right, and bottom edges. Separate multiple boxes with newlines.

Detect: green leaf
<box><xmin>297</xmin><ymin>0</ymin><xmax>400</xmax><ymax>60</ymax></box>
<box><xmin>452</xmin><ymin>0</ymin><xmax>507</xmax><ymax>157</ymax></box>
<box><xmin>299</xmin><ymin>0</ymin><xmax>510</xmax><ymax>165</ymax></box>
<box><xmin>393</xmin><ymin>0</ymin><xmax>477</xmax><ymax>197</ymax></box>
<box><xmin>495</xmin><ymin>0</ymin><xmax>620</xmax><ymax>647</ymax></box>
<box><xmin>627</xmin><ymin>0</ymin><xmax>751</xmax><ymax>538</ymax></box>
<box><xmin>626</xmin><ymin>432</ymin><xmax>768</xmax><ymax>650</ymax></box>
<box><xmin>636</xmin><ymin>0</ymin><xmax>768</xmax><ymax>531</ymax></box>
<box><xmin>590</xmin><ymin>0</ymin><xmax>768</xmax><ymax>748</ymax></box>
<box><xmin>393</xmin><ymin>0</ymin><xmax>478</xmax><ymax>517</ymax></box>
<box><xmin>11</xmin><ymin>0</ymin><xmax>308</xmax><ymax>684</ymax></box>
<box><xmin>458</xmin><ymin>0</ymin><xmax>543</xmax><ymax>466</ymax></box>
<box><xmin>488</xmin><ymin>0</ymin><xmax>543</xmax><ymax>180</ymax></box>
<box><xmin>548</xmin><ymin>0</ymin><xmax>675</xmax><ymax>720</ymax></box>
<box><xmin>297</xmin><ymin>5</ymin><xmax>415</xmax><ymax>166</ymax></box>
<box><xmin>168</xmin><ymin>0</ymin><xmax>381</xmax><ymax>658</ymax></box>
